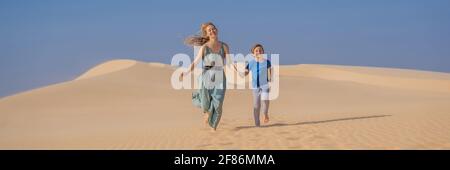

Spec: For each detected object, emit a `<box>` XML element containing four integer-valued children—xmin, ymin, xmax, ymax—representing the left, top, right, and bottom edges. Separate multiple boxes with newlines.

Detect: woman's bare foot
<box><xmin>264</xmin><ymin>115</ymin><xmax>270</xmax><ymax>123</ymax></box>
<box><xmin>203</xmin><ymin>112</ymin><xmax>209</xmax><ymax>124</ymax></box>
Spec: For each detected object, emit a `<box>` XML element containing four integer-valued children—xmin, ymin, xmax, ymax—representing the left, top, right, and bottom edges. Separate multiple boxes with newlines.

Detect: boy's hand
<box><xmin>238</xmin><ymin>72</ymin><xmax>245</xmax><ymax>78</ymax></box>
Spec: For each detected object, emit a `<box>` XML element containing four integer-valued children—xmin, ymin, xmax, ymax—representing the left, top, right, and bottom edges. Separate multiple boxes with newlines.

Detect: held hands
<box><xmin>231</xmin><ymin>63</ymin><xmax>246</xmax><ymax>78</ymax></box>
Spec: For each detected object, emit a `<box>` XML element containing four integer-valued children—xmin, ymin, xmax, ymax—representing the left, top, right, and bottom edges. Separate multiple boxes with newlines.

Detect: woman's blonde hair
<box><xmin>185</xmin><ymin>22</ymin><xmax>216</xmax><ymax>46</ymax></box>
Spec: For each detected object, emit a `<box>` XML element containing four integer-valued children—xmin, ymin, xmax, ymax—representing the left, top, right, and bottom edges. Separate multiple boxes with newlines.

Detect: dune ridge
<box><xmin>76</xmin><ymin>59</ymin><xmax>138</xmax><ymax>80</ymax></box>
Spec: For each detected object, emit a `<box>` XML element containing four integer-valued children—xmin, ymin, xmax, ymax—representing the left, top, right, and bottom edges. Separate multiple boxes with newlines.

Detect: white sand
<box><xmin>1</xmin><ymin>60</ymin><xmax>450</xmax><ymax>149</ymax></box>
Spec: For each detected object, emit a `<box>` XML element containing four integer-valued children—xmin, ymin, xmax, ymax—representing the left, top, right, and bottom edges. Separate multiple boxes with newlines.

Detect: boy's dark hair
<box><xmin>251</xmin><ymin>44</ymin><xmax>264</xmax><ymax>54</ymax></box>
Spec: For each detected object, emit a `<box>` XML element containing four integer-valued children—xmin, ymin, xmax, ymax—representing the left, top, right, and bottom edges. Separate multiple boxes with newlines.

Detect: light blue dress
<box><xmin>192</xmin><ymin>43</ymin><xmax>227</xmax><ymax>130</ymax></box>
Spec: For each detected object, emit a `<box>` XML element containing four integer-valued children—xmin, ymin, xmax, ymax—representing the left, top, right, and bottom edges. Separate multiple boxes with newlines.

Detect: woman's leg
<box><xmin>192</xmin><ymin>77</ymin><xmax>212</xmax><ymax>124</ymax></box>
<box><xmin>208</xmin><ymin>78</ymin><xmax>226</xmax><ymax>130</ymax></box>
<box><xmin>208</xmin><ymin>94</ymin><xmax>222</xmax><ymax>130</ymax></box>
<box><xmin>200</xmin><ymin>83</ymin><xmax>212</xmax><ymax>124</ymax></box>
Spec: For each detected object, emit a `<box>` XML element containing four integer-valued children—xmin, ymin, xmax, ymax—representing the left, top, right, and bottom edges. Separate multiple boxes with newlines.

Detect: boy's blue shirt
<box><xmin>245</xmin><ymin>56</ymin><xmax>272</xmax><ymax>88</ymax></box>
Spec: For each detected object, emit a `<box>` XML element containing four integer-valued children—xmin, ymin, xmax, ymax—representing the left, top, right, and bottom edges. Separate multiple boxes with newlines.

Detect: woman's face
<box><xmin>206</xmin><ymin>25</ymin><xmax>218</xmax><ymax>38</ymax></box>
<box><xmin>253</xmin><ymin>46</ymin><xmax>264</xmax><ymax>56</ymax></box>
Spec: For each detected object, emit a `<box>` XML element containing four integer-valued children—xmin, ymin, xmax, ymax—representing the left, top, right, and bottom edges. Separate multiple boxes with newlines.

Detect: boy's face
<box><xmin>253</xmin><ymin>46</ymin><xmax>264</xmax><ymax>56</ymax></box>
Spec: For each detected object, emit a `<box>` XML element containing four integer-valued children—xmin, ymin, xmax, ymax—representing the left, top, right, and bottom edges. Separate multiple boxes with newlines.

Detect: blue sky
<box><xmin>1</xmin><ymin>0</ymin><xmax>450</xmax><ymax>97</ymax></box>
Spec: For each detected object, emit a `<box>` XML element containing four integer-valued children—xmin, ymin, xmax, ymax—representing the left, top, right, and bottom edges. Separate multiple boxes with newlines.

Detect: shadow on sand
<box><xmin>233</xmin><ymin>114</ymin><xmax>392</xmax><ymax>131</ymax></box>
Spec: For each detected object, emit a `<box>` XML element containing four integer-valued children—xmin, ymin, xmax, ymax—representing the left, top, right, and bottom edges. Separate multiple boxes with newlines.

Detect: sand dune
<box><xmin>76</xmin><ymin>59</ymin><xmax>137</xmax><ymax>80</ymax></box>
<box><xmin>282</xmin><ymin>64</ymin><xmax>450</xmax><ymax>93</ymax></box>
<box><xmin>1</xmin><ymin>60</ymin><xmax>450</xmax><ymax>149</ymax></box>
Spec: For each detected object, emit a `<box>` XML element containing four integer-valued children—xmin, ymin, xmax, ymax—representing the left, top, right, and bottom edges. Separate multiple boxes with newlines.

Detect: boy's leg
<box><xmin>261</xmin><ymin>85</ymin><xmax>270</xmax><ymax>123</ymax></box>
<box><xmin>252</xmin><ymin>88</ymin><xmax>261</xmax><ymax>127</ymax></box>
<box><xmin>262</xmin><ymin>100</ymin><xmax>270</xmax><ymax>123</ymax></box>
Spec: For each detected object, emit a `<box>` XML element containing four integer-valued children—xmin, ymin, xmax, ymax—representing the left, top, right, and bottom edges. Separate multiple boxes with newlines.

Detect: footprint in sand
<box><xmin>285</xmin><ymin>137</ymin><xmax>300</xmax><ymax>141</ymax></box>
<box><xmin>233</xmin><ymin>132</ymin><xmax>242</xmax><ymax>138</ymax></box>
<box><xmin>308</xmin><ymin>135</ymin><xmax>338</xmax><ymax>148</ymax></box>
<box><xmin>277</xmin><ymin>131</ymin><xmax>290</xmax><ymax>135</ymax></box>
<box><xmin>219</xmin><ymin>142</ymin><xmax>233</xmax><ymax>146</ymax></box>
<box><xmin>196</xmin><ymin>143</ymin><xmax>212</xmax><ymax>148</ymax></box>
<box><xmin>288</xmin><ymin>146</ymin><xmax>303</xmax><ymax>149</ymax></box>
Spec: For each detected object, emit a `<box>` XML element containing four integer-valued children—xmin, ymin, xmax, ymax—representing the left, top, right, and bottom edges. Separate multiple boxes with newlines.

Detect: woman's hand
<box><xmin>179</xmin><ymin>72</ymin><xmax>184</xmax><ymax>81</ymax></box>
<box><xmin>232</xmin><ymin>63</ymin><xmax>243</xmax><ymax>73</ymax></box>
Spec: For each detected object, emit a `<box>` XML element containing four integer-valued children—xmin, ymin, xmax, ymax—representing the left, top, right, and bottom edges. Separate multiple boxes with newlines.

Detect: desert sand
<box><xmin>1</xmin><ymin>59</ymin><xmax>450</xmax><ymax>149</ymax></box>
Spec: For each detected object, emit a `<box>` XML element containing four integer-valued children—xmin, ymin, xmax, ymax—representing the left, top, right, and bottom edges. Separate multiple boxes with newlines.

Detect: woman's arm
<box><xmin>180</xmin><ymin>45</ymin><xmax>205</xmax><ymax>80</ymax></box>
<box><xmin>223</xmin><ymin>43</ymin><xmax>231</xmax><ymax>68</ymax></box>
<box><xmin>223</xmin><ymin>43</ymin><xmax>238</xmax><ymax>72</ymax></box>
<box><xmin>224</xmin><ymin>42</ymin><xmax>249</xmax><ymax>77</ymax></box>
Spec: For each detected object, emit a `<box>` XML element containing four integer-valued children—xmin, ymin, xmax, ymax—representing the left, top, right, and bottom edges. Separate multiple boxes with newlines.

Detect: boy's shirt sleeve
<box><xmin>267</xmin><ymin>60</ymin><xmax>272</xmax><ymax>68</ymax></box>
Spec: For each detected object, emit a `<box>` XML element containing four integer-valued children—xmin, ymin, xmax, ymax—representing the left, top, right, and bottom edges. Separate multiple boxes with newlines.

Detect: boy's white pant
<box><xmin>252</xmin><ymin>84</ymin><xmax>270</xmax><ymax>127</ymax></box>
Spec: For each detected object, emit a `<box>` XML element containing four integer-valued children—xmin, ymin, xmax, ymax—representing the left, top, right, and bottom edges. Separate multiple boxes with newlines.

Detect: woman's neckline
<box><xmin>205</xmin><ymin>42</ymin><xmax>223</xmax><ymax>54</ymax></box>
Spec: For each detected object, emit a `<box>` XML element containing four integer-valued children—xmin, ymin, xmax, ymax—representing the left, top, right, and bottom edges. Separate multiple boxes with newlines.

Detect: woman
<box><xmin>180</xmin><ymin>22</ymin><xmax>234</xmax><ymax>131</ymax></box>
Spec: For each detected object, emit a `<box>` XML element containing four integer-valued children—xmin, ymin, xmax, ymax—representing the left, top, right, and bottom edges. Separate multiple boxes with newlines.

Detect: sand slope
<box><xmin>1</xmin><ymin>60</ymin><xmax>450</xmax><ymax>149</ymax></box>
